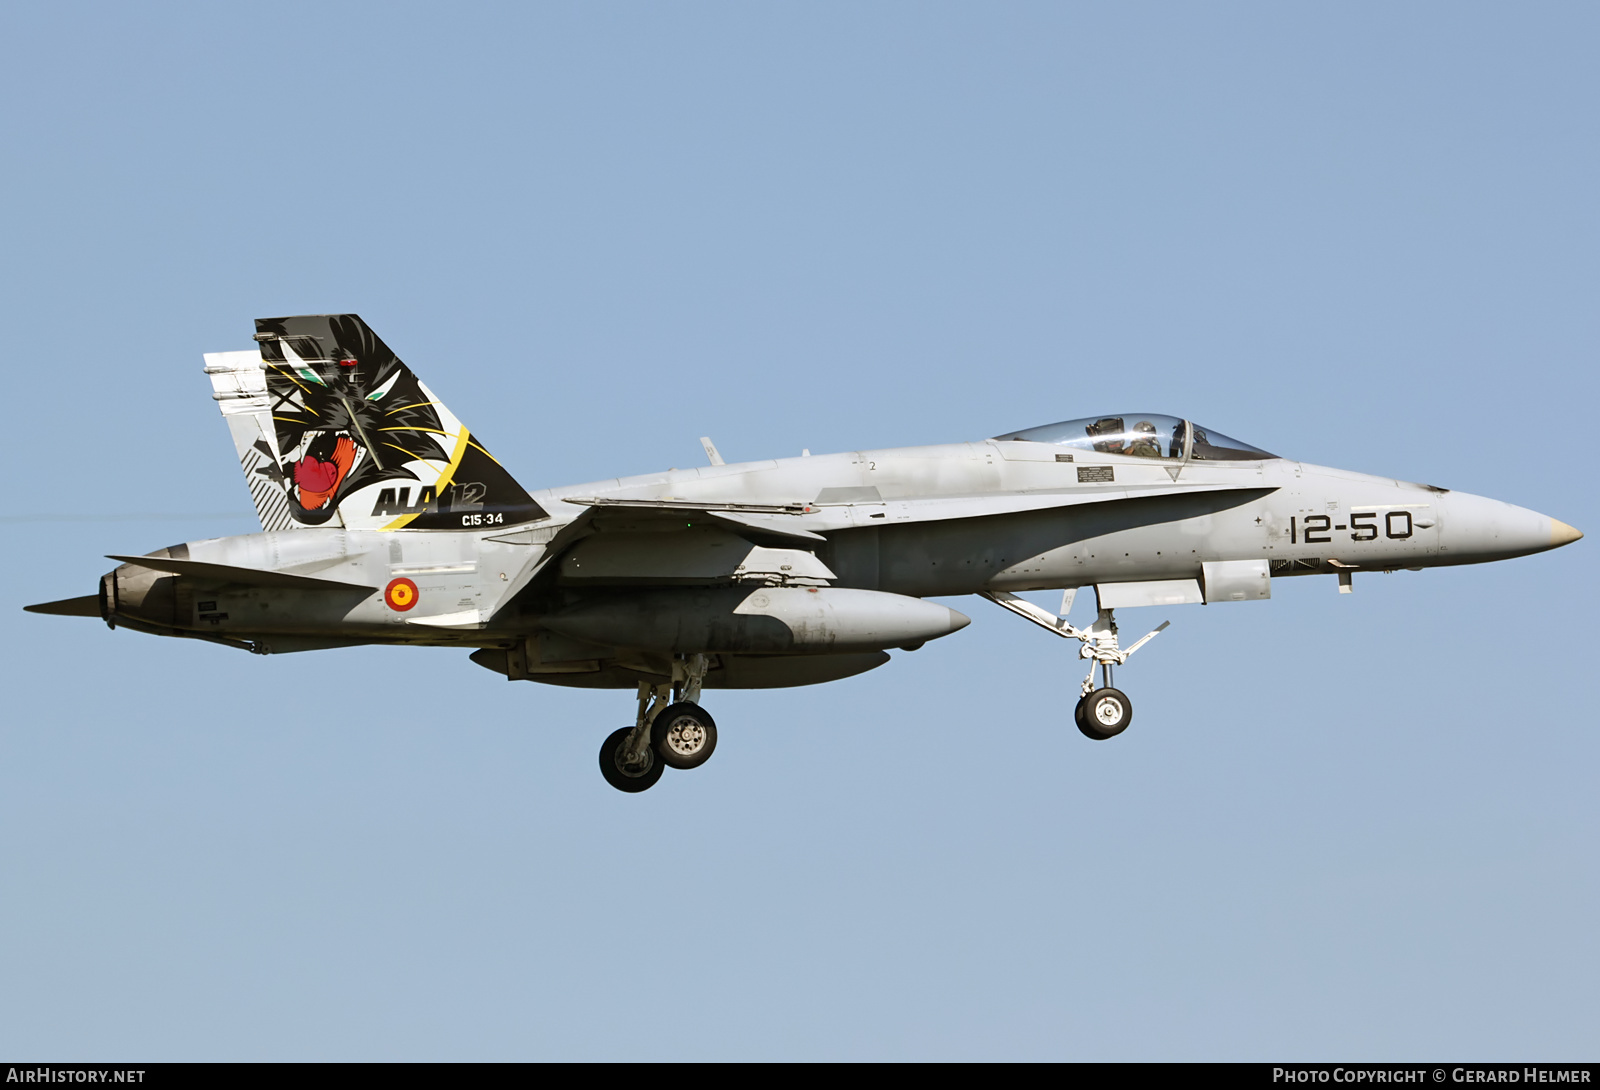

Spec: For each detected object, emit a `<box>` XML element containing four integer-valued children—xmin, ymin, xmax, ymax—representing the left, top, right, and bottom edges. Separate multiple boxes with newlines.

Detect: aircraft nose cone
<box><xmin>1439</xmin><ymin>492</ymin><xmax>1581</xmax><ymax>563</ymax></box>
<box><xmin>1551</xmin><ymin>519</ymin><xmax>1583</xmax><ymax>548</ymax></box>
<box><xmin>946</xmin><ymin>606</ymin><xmax>972</xmax><ymax>633</ymax></box>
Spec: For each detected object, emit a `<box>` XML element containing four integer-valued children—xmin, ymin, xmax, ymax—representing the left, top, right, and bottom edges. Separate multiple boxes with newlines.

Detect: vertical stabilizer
<box><xmin>206</xmin><ymin>314</ymin><xmax>547</xmax><ymax>531</ymax></box>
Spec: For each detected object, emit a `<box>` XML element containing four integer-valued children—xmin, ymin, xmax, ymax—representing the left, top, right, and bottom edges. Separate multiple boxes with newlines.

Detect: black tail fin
<box><xmin>208</xmin><ymin>314</ymin><xmax>546</xmax><ymax>531</ymax></box>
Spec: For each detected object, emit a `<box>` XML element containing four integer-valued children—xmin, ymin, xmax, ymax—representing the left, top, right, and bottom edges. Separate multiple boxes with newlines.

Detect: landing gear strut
<box><xmin>598</xmin><ymin>653</ymin><xmax>719</xmax><ymax>792</ymax></box>
<box><xmin>982</xmin><ymin>591</ymin><xmax>1167</xmax><ymax>741</ymax></box>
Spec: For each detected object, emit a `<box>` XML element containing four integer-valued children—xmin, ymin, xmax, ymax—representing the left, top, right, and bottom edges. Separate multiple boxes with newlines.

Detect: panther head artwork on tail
<box><xmin>205</xmin><ymin>314</ymin><xmax>547</xmax><ymax>532</ymax></box>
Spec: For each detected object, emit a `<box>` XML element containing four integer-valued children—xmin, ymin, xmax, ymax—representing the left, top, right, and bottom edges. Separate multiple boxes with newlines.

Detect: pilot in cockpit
<box><xmin>1125</xmin><ymin>420</ymin><xmax>1161</xmax><ymax>458</ymax></box>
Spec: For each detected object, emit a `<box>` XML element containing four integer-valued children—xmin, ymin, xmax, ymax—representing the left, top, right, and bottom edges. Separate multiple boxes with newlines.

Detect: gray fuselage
<box><xmin>98</xmin><ymin>438</ymin><xmax>1576</xmax><ymax>681</ymax></box>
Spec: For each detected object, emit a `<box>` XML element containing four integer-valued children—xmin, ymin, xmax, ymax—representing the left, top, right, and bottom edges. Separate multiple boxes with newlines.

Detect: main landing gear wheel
<box><xmin>1076</xmin><ymin>687</ymin><xmax>1132</xmax><ymax>740</ymax></box>
<box><xmin>651</xmin><ymin>702</ymin><xmax>718</xmax><ymax>770</ymax></box>
<box><xmin>599</xmin><ymin>726</ymin><xmax>665</xmax><ymax>793</ymax></box>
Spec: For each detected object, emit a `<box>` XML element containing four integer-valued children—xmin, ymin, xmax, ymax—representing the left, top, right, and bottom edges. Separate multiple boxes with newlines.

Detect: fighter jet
<box><xmin>25</xmin><ymin>314</ymin><xmax>1584</xmax><ymax>792</ymax></box>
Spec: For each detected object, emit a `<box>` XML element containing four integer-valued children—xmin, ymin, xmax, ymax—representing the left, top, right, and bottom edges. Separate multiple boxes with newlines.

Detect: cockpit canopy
<box><xmin>992</xmin><ymin>414</ymin><xmax>1276</xmax><ymax>462</ymax></box>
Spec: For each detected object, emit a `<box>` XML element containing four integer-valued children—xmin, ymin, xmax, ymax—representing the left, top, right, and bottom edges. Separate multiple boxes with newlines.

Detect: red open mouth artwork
<box><xmin>290</xmin><ymin>436</ymin><xmax>357</xmax><ymax>511</ymax></box>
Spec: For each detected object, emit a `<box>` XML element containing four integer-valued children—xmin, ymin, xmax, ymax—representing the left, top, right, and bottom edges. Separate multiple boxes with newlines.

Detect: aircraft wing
<box><xmin>559</xmin><ymin>497</ymin><xmax>828</xmax><ymax>542</ymax></box>
<box><xmin>473</xmin><ymin>498</ymin><xmax>833</xmax><ymax>626</ymax></box>
<box><xmin>480</xmin><ymin>481</ymin><xmax>1273</xmax><ymax>627</ymax></box>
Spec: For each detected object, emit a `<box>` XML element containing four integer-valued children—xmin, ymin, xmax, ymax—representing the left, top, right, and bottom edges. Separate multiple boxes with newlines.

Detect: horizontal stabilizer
<box><xmin>23</xmin><ymin>595</ymin><xmax>101</xmax><ymax>617</ymax></box>
<box><xmin>106</xmin><ymin>555</ymin><xmax>376</xmax><ymax>592</ymax></box>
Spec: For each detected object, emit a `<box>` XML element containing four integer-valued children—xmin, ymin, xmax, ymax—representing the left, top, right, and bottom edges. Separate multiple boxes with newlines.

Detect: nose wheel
<box><xmin>1076</xmin><ymin>686</ymin><xmax>1132</xmax><ymax>740</ymax></box>
<box><xmin>982</xmin><ymin>591</ymin><xmax>1164</xmax><ymax>742</ymax></box>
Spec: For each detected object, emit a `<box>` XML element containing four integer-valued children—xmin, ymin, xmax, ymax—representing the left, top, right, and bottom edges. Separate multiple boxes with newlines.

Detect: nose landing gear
<box><xmin>982</xmin><ymin>591</ymin><xmax>1167</xmax><ymax>741</ymax></box>
<box><xmin>598</xmin><ymin>653</ymin><xmax>719</xmax><ymax>792</ymax></box>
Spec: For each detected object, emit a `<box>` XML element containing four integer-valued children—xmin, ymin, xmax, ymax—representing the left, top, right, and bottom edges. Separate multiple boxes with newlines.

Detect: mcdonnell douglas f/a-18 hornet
<box><xmin>26</xmin><ymin>315</ymin><xmax>1584</xmax><ymax>791</ymax></box>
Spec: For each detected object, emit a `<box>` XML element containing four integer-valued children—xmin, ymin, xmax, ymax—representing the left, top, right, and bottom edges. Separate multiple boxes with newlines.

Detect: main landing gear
<box><xmin>981</xmin><ymin>591</ymin><xmax>1168</xmax><ymax>742</ymax></box>
<box><xmin>598</xmin><ymin>653</ymin><xmax>719</xmax><ymax>793</ymax></box>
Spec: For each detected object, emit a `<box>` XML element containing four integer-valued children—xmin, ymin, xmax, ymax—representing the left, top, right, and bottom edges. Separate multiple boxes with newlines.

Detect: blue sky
<box><xmin>1</xmin><ymin>2</ymin><xmax>1595</xmax><ymax>1059</ymax></box>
